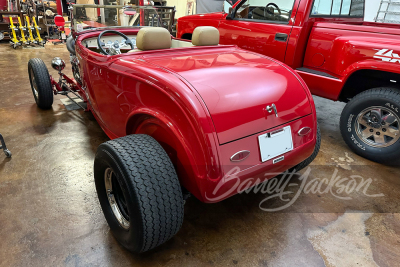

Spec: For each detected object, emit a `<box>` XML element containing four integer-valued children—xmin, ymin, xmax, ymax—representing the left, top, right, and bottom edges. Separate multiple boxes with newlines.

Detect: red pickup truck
<box><xmin>177</xmin><ymin>0</ymin><xmax>400</xmax><ymax>164</ymax></box>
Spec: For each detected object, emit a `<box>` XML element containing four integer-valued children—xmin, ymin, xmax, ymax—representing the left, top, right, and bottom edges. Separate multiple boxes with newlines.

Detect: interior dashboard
<box><xmin>82</xmin><ymin>35</ymin><xmax>137</xmax><ymax>50</ymax></box>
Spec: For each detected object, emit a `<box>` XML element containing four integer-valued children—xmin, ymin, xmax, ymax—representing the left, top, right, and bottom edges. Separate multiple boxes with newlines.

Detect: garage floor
<box><xmin>1</xmin><ymin>44</ymin><xmax>400</xmax><ymax>267</ymax></box>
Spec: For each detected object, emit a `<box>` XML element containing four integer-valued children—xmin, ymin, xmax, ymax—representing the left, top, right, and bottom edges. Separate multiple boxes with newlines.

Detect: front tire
<box><xmin>340</xmin><ymin>88</ymin><xmax>400</xmax><ymax>164</ymax></box>
<box><xmin>28</xmin><ymin>58</ymin><xmax>53</xmax><ymax>109</ymax></box>
<box><xmin>94</xmin><ymin>134</ymin><xmax>184</xmax><ymax>253</ymax></box>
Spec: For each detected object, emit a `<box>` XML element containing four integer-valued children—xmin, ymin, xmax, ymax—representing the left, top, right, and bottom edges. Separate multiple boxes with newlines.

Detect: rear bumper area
<box><xmin>201</xmin><ymin>114</ymin><xmax>316</xmax><ymax>203</ymax></box>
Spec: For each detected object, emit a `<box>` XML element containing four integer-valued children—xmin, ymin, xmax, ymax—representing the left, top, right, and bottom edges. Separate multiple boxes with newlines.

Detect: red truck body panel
<box><xmin>177</xmin><ymin>0</ymin><xmax>400</xmax><ymax>101</ymax></box>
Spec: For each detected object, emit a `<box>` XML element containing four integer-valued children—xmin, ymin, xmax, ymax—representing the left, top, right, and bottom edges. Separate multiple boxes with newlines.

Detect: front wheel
<box><xmin>94</xmin><ymin>134</ymin><xmax>184</xmax><ymax>253</ymax></box>
<box><xmin>340</xmin><ymin>88</ymin><xmax>400</xmax><ymax>164</ymax></box>
<box><xmin>28</xmin><ymin>58</ymin><xmax>54</xmax><ymax>109</ymax></box>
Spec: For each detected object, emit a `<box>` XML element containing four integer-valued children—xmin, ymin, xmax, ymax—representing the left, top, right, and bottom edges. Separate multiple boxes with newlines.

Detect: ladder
<box><xmin>375</xmin><ymin>0</ymin><xmax>400</xmax><ymax>24</ymax></box>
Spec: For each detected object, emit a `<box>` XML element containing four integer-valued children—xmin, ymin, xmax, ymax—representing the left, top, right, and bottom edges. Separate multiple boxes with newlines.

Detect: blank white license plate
<box><xmin>258</xmin><ymin>126</ymin><xmax>293</xmax><ymax>162</ymax></box>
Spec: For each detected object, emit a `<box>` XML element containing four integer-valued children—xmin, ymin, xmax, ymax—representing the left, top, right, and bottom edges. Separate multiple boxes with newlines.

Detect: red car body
<box><xmin>177</xmin><ymin>0</ymin><xmax>400</xmax><ymax>102</ymax></box>
<box><xmin>63</xmin><ymin>28</ymin><xmax>318</xmax><ymax>203</ymax></box>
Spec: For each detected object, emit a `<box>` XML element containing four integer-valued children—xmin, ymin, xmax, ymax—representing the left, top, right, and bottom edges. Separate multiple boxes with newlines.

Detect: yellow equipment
<box><xmin>32</xmin><ymin>17</ymin><xmax>44</xmax><ymax>45</ymax></box>
<box><xmin>17</xmin><ymin>17</ymin><xmax>28</xmax><ymax>44</ymax></box>
<box><xmin>8</xmin><ymin>17</ymin><xmax>21</xmax><ymax>48</ymax></box>
<box><xmin>25</xmin><ymin>16</ymin><xmax>36</xmax><ymax>44</ymax></box>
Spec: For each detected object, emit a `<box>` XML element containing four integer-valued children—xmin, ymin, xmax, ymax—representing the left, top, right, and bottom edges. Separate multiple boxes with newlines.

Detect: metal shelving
<box><xmin>375</xmin><ymin>0</ymin><xmax>400</xmax><ymax>23</ymax></box>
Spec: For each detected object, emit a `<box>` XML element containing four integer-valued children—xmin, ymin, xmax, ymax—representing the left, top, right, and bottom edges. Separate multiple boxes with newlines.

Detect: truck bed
<box><xmin>315</xmin><ymin>22</ymin><xmax>400</xmax><ymax>36</ymax></box>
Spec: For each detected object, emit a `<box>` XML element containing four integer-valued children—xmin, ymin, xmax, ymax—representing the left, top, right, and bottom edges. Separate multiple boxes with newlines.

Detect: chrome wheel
<box><xmin>30</xmin><ymin>68</ymin><xmax>39</xmax><ymax>101</ymax></box>
<box><xmin>104</xmin><ymin>168</ymin><xmax>130</xmax><ymax>230</ymax></box>
<box><xmin>355</xmin><ymin>106</ymin><xmax>400</xmax><ymax>148</ymax></box>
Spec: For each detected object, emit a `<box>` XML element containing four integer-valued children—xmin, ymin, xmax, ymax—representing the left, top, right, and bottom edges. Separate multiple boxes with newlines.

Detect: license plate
<box><xmin>61</xmin><ymin>33</ymin><xmax>66</xmax><ymax>40</ymax></box>
<box><xmin>258</xmin><ymin>126</ymin><xmax>293</xmax><ymax>162</ymax></box>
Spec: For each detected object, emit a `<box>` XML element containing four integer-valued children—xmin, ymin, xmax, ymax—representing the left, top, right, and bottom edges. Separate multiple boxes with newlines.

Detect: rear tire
<box><xmin>340</xmin><ymin>87</ymin><xmax>400</xmax><ymax>164</ymax></box>
<box><xmin>94</xmin><ymin>134</ymin><xmax>184</xmax><ymax>253</ymax></box>
<box><xmin>291</xmin><ymin>123</ymin><xmax>321</xmax><ymax>172</ymax></box>
<box><xmin>28</xmin><ymin>58</ymin><xmax>53</xmax><ymax>109</ymax></box>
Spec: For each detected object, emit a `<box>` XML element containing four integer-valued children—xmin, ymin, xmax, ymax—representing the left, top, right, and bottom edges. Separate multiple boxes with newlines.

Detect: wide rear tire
<box><xmin>291</xmin><ymin>123</ymin><xmax>321</xmax><ymax>172</ymax></box>
<box><xmin>28</xmin><ymin>58</ymin><xmax>53</xmax><ymax>109</ymax></box>
<box><xmin>94</xmin><ymin>134</ymin><xmax>184</xmax><ymax>253</ymax></box>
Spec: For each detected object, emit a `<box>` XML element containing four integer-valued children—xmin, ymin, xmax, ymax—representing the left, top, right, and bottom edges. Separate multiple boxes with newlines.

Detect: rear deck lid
<box><xmin>144</xmin><ymin>49</ymin><xmax>312</xmax><ymax>144</ymax></box>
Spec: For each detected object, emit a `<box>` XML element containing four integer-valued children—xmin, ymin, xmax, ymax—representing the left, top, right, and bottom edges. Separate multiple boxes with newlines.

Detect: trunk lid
<box><xmin>144</xmin><ymin>49</ymin><xmax>312</xmax><ymax>144</ymax></box>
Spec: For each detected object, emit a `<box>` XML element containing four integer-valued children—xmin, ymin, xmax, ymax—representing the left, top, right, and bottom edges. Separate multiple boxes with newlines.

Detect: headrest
<box><xmin>136</xmin><ymin>27</ymin><xmax>172</xmax><ymax>51</ymax></box>
<box><xmin>192</xmin><ymin>26</ymin><xmax>220</xmax><ymax>46</ymax></box>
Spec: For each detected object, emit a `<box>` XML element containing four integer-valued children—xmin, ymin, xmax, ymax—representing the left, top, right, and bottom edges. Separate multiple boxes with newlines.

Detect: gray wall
<box><xmin>197</xmin><ymin>0</ymin><xmax>224</xmax><ymax>14</ymax></box>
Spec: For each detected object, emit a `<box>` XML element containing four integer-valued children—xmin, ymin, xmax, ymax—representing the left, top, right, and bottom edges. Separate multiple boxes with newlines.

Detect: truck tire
<box><xmin>94</xmin><ymin>134</ymin><xmax>184</xmax><ymax>253</ymax></box>
<box><xmin>340</xmin><ymin>87</ymin><xmax>400</xmax><ymax>164</ymax></box>
<box><xmin>291</xmin><ymin>123</ymin><xmax>321</xmax><ymax>172</ymax></box>
<box><xmin>28</xmin><ymin>58</ymin><xmax>54</xmax><ymax>109</ymax></box>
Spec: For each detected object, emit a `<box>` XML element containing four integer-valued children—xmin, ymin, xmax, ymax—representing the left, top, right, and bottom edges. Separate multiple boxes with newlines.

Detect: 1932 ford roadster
<box><xmin>27</xmin><ymin>5</ymin><xmax>320</xmax><ymax>253</ymax></box>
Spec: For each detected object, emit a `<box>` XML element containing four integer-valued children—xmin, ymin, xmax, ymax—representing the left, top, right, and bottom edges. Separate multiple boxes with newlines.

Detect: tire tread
<box><xmin>98</xmin><ymin>135</ymin><xmax>184</xmax><ymax>252</ymax></box>
<box><xmin>292</xmin><ymin>123</ymin><xmax>321</xmax><ymax>172</ymax></box>
<box><xmin>28</xmin><ymin>58</ymin><xmax>53</xmax><ymax>109</ymax></box>
<box><xmin>340</xmin><ymin>87</ymin><xmax>400</xmax><ymax>164</ymax></box>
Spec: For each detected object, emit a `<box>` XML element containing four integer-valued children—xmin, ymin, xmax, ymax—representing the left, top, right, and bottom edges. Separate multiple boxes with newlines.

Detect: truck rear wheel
<box><xmin>94</xmin><ymin>134</ymin><xmax>184</xmax><ymax>253</ymax></box>
<box><xmin>340</xmin><ymin>87</ymin><xmax>400</xmax><ymax>164</ymax></box>
<box><xmin>28</xmin><ymin>58</ymin><xmax>54</xmax><ymax>109</ymax></box>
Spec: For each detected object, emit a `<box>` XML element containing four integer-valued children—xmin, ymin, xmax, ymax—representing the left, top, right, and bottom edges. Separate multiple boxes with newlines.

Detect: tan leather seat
<box><xmin>192</xmin><ymin>26</ymin><xmax>220</xmax><ymax>46</ymax></box>
<box><xmin>129</xmin><ymin>27</ymin><xmax>172</xmax><ymax>52</ymax></box>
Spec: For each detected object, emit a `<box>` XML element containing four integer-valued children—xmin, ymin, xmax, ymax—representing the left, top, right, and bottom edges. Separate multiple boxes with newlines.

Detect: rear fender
<box><xmin>324</xmin><ymin>36</ymin><xmax>400</xmax><ymax>76</ymax></box>
<box><xmin>123</xmin><ymin>82</ymin><xmax>221</xmax><ymax>202</ymax></box>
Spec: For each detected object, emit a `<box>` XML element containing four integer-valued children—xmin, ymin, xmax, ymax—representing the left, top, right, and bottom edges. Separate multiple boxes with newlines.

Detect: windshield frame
<box><xmin>70</xmin><ymin>4</ymin><xmax>176</xmax><ymax>34</ymax></box>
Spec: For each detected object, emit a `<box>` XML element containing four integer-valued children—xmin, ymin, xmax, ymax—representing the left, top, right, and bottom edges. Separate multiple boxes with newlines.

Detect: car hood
<box><xmin>142</xmin><ymin>49</ymin><xmax>312</xmax><ymax>144</ymax></box>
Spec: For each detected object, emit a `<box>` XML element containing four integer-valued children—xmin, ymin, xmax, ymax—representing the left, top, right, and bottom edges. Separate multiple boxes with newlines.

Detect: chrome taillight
<box><xmin>230</xmin><ymin>150</ymin><xmax>250</xmax><ymax>162</ymax></box>
<box><xmin>298</xmin><ymin>127</ymin><xmax>311</xmax><ymax>136</ymax></box>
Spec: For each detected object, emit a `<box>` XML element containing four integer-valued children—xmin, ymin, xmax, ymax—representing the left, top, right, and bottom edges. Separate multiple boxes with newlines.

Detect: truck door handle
<box><xmin>275</xmin><ymin>33</ymin><xmax>288</xmax><ymax>42</ymax></box>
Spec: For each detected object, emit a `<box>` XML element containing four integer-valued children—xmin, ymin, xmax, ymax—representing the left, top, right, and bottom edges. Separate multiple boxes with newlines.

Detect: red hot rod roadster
<box><xmin>27</xmin><ymin>5</ymin><xmax>320</xmax><ymax>253</ymax></box>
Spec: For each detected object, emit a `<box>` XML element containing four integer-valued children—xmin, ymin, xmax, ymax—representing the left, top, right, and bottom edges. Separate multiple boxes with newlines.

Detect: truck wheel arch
<box><xmin>339</xmin><ymin>69</ymin><xmax>400</xmax><ymax>102</ymax></box>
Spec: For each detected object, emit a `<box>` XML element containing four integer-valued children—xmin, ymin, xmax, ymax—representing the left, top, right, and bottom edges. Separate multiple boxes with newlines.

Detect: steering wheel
<box><xmin>266</xmin><ymin>3</ymin><xmax>281</xmax><ymax>16</ymax></box>
<box><xmin>97</xmin><ymin>30</ymin><xmax>134</xmax><ymax>55</ymax></box>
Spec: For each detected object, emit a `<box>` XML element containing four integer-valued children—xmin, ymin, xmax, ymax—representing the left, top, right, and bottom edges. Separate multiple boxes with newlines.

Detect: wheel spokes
<box><xmin>360</xmin><ymin>126</ymin><xmax>374</xmax><ymax>139</ymax></box>
<box><xmin>385</xmin><ymin>126</ymin><xmax>399</xmax><ymax>138</ymax></box>
<box><xmin>382</xmin><ymin>113</ymin><xmax>398</xmax><ymax>125</ymax></box>
<box><xmin>373</xmin><ymin>133</ymin><xmax>385</xmax><ymax>144</ymax></box>
<box><xmin>357</xmin><ymin>113</ymin><xmax>370</xmax><ymax>126</ymax></box>
<box><xmin>355</xmin><ymin>106</ymin><xmax>400</xmax><ymax>148</ymax></box>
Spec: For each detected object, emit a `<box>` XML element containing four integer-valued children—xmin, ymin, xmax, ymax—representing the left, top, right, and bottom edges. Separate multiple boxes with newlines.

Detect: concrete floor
<box><xmin>0</xmin><ymin>43</ymin><xmax>400</xmax><ymax>267</ymax></box>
